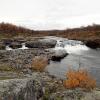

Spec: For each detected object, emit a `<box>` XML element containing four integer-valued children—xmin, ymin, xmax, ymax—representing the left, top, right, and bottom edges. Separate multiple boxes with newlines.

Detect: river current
<box><xmin>45</xmin><ymin>36</ymin><xmax>100</xmax><ymax>86</ymax></box>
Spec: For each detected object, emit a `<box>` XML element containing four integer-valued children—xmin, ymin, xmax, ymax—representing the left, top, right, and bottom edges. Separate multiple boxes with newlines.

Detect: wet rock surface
<box><xmin>49</xmin><ymin>49</ymin><xmax>68</xmax><ymax>61</ymax></box>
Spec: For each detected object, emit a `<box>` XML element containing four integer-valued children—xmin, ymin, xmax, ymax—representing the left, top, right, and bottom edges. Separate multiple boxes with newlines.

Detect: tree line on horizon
<box><xmin>0</xmin><ymin>22</ymin><xmax>100</xmax><ymax>40</ymax></box>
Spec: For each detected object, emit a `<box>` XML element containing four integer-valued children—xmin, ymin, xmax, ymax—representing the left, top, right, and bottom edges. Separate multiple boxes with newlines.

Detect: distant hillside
<box><xmin>38</xmin><ymin>24</ymin><xmax>100</xmax><ymax>41</ymax></box>
<box><xmin>0</xmin><ymin>22</ymin><xmax>34</xmax><ymax>34</ymax></box>
<box><xmin>0</xmin><ymin>22</ymin><xmax>100</xmax><ymax>48</ymax></box>
<box><xmin>0</xmin><ymin>22</ymin><xmax>100</xmax><ymax>41</ymax></box>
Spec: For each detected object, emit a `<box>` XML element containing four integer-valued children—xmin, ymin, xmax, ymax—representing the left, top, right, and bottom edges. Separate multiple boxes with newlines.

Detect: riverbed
<box><xmin>4</xmin><ymin>36</ymin><xmax>100</xmax><ymax>86</ymax></box>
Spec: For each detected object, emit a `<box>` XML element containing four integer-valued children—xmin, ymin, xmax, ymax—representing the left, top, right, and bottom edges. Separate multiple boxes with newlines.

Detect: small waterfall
<box><xmin>5</xmin><ymin>43</ymin><xmax>28</xmax><ymax>50</ymax></box>
<box><xmin>19</xmin><ymin>43</ymin><xmax>28</xmax><ymax>49</ymax></box>
<box><xmin>6</xmin><ymin>46</ymin><xmax>13</xmax><ymax>50</ymax></box>
<box><xmin>56</xmin><ymin>40</ymin><xmax>64</xmax><ymax>48</ymax></box>
<box><xmin>54</xmin><ymin>38</ymin><xmax>89</xmax><ymax>54</ymax></box>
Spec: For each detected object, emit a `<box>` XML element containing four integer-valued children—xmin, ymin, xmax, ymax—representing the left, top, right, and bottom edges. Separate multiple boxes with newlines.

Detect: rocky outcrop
<box><xmin>2</xmin><ymin>38</ymin><xmax>26</xmax><ymax>45</ymax></box>
<box><xmin>84</xmin><ymin>39</ymin><xmax>100</xmax><ymax>49</ymax></box>
<box><xmin>0</xmin><ymin>37</ymin><xmax>57</xmax><ymax>50</ymax></box>
<box><xmin>0</xmin><ymin>49</ymin><xmax>53</xmax><ymax>69</ymax></box>
<box><xmin>0</xmin><ymin>72</ymin><xmax>64</xmax><ymax>100</ymax></box>
<box><xmin>26</xmin><ymin>38</ymin><xmax>56</xmax><ymax>49</ymax></box>
<box><xmin>9</xmin><ymin>42</ymin><xmax>22</xmax><ymax>49</ymax></box>
<box><xmin>0</xmin><ymin>72</ymin><xmax>100</xmax><ymax>100</ymax></box>
<box><xmin>50</xmin><ymin>49</ymin><xmax>68</xmax><ymax>61</ymax></box>
<box><xmin>0</xmin><ymin>77</ymin><xmax>41</xmax><ymax>100</ymax></box>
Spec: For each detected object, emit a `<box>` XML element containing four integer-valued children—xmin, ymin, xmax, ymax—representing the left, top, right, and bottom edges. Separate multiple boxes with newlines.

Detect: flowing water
<box><xmin>5</xmin><ymin>36</ymin><xmax>100</xmax><ymax>86</ymax></box>
<box><xmin>45</xmin><ymin>36</ymin><xmax>100</xmax><ymax>86</ymax></box>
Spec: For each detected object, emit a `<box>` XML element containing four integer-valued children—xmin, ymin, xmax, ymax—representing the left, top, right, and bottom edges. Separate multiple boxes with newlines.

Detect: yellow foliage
<box><xmin>64</xmin><ymin>69</ymin><xmax>96</xmax><ymax>89</ymax></box>
<box><xmin>32</xmin><ymin>56</ymin><xmax>48</xmax><ymax>72</ymax></box>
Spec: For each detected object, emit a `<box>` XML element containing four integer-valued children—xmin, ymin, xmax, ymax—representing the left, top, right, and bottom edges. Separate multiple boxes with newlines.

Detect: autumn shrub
<box><xmin>32</xmin><ymin>56</ymin><xmax>48</xmax><ymax>72</ymax></box>
<box><xmin>64</xmin><ymin>68</ymin><xmax>96</xmax><ymax>90</ymax></box>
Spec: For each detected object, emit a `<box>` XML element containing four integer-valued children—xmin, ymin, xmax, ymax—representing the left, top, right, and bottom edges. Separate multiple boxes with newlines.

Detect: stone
<box><xmin>85</xmin><ymin>39</ymin><xmax>100</xmax><ymax>49</ymax></box>
<box><xmin>25</xmin><ymin>38</ymin><xmax>56</xmax><ymax>49</ymax></box>
<box><xmin>51</xmin><ymin>49</ymin><xmax>68</xmax><ymax>61</ymax></box>
<box><xmin>9</xmin><ymin>42</ymin><xmax>22</xmax><ymax>49</ymax></box>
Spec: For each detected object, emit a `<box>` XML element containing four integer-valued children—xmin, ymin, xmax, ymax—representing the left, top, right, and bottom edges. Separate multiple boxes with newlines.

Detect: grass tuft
<box><xmin>32</xmin><ymin>56</ymin><xmax>48</xmax><ymax>72</ymax></box>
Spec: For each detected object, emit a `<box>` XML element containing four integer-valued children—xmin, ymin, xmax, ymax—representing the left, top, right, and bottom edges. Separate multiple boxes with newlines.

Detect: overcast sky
<box><xmin>0</xmin><ymin>0</ymin><xmax>100</xmax><ymax>30</ymax></box>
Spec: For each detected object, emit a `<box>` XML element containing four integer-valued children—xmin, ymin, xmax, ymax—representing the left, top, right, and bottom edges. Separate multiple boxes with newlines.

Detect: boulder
<box><xmin>85</xmin><ymin>39</ymin><xmax>100</xmax><ymax>49</ymax></box>
<box><xmin>0</xmin><ymin>78</ymin><xmax>41</xmax><ymax>100</ymax></box>
<box><xmin>0</xmin><ymin>72</ymin><xmax>63</xmax><ymax>100</ymax></box>
<box><xmin>51</xmin><ymin>49</ymin><xmax>68</xmax><ymax>61</ymax></box>
<box><xmin>25</xmin><ymin>41</ymin><xmax>42</xmax><ymax>48</ymax></box>
<box><xmin>25</xmin><ymin>39</ymin><xmax>56</xmax><ymax>49</ymax></box>
<box><xmin>9</xmin><ymin>42</ymin><xmax>22</xmax><ymax>49</ymax></box>
<box><xmin>39</xmin><ymin>38</ymin><xmax>57</xmax><ymax>48</ymax></box>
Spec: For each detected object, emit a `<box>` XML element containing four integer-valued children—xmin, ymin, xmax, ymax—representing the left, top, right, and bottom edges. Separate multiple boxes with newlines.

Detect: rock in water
<box><xmin>51</xmin><ymin>49</ymin><xmax>68</xmax><ymax>61</ymax></box>
<box><xmin>26</xmin><ymin>38</ymin><xmax>56</xmax><ymax>49</ymax></box>
<box><xmin>9</xmin><ymin>42</ymin><xmax>22</xmax><ymax>49</ymax></box>
<box><xmin>85</xmin><ymin>39</ymin><xmax>100</xmax><ymax>49</ymax></box>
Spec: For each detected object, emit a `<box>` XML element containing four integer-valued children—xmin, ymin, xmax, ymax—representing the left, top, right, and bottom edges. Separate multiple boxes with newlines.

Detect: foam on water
<box><xmin>19</xmin><ymin>43</ymin><xmax>28</xmax><ymax>50</ymax></box>
<box><xmin>6</xmin><ymin>43</ymin><xmax>28</xmax><ymax>50</ymax></box>
<box><xmin>5</xmin><ymin>36</ymin><xmax>89</xmax><ymax>54</ymax></box>
<box><xmin>54</xmin><ymin>37</ymin><xmax>89</xmax><ymax>54</ymax></box>
<box><xmin>6</xmin><ymin>46</ymin><xmax>13</xmax><ymax>50</ymax></box>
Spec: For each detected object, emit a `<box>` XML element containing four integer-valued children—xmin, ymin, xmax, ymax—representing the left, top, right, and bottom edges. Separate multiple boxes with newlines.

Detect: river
<box><xmin>45</xmin><ymin>36</ymin><xmax>100</xmax><ymax>86</ymax></box>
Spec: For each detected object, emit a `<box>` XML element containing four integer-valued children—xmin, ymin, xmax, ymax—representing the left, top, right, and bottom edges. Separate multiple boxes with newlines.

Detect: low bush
<box><xmin>32</xmin><ymin>56</ymin><xmax>48</xmax><ymax>72</ymax></box>
<box><xmin>64</xmin><ymin>68</ymin><xmax>96</xmax><ymax>90</ymax></box>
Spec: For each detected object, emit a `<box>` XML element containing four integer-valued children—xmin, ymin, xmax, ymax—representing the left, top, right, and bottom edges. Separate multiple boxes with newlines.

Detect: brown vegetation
<box><xmin>31</xmin><ymin>56</ymin><xmax>48</xmax><ymax>72</ymax></box>
<box><xmin>0</xmin><ymin>22</ymin><xmax>100</xmax><ymax>47</ymax></box>
<box><xmin>64</xmin><ymin>68</ymin><xmax>96</xmax><ymax>90</ymax></box>
<box><xmin>0</xmin><ymin>22</ymin><xmax>34</xmax><ymax>34</ymax></box>
<box><xmin>0</xmin><ymin>22</ymin><xmax>100</xmax><ymax>40</ymax></box>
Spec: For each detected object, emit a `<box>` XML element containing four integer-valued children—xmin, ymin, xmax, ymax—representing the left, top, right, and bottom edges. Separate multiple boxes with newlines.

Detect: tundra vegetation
<box><xmin>64</xmin><ymin>68</ymin><xmax>96</xmax><ymax>90</ymax></box>
<box><xmin>32</xmin><ymin>56</ymin><xmax>48</xmax><ymax>72</ymax></box>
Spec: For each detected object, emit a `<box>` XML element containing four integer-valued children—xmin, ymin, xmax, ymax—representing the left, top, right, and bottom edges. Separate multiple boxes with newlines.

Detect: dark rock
<box><xmin>26</xmin><ymin>41</ymin><xmax>43</xmax><ymax>48</ymax></box>
<box><xmin>0</xmin><ymin>43</ymin><xmax>5</xmax><ymax>50</ymax></box>
<box><xmin>9</xmin><ymin>42</ymin><xmax>22</xmax><ymax>49</ymax></box>
<box><xmin>2</xmin><ymin>39</ymin><xmax>13</xmax><ymax>45</ymax></box>
<box><xmin>85</xmin><ymin>39</ymin><xmax>100</xmax><ymax>49</ymax></box>
<box><xmin>51</xmin><ymin>49</ymin><xmax>68</xmax><ymax>61</ymax></box>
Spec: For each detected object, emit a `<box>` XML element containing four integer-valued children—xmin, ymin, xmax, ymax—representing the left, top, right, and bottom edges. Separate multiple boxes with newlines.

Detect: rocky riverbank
<box><xmin>0</xmin><ymin>37</ymin><xmax>100</xmax><ymax>100</ymax></box>
<box><xmin>0</xmin><ymin>71</ymin><xmax>100</xmax><ymax>100</ymax></box>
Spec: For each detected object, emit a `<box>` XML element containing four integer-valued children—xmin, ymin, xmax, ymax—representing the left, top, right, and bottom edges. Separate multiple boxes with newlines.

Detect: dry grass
<box><xmin>64</xmin><ymin>68</ymin><xmax>96</xmax><ymax>90</ymax></box>
<box><xmin>32</xmin><ymin>56</ymin><xmax>48</xmax><ymax>72</ymax></box>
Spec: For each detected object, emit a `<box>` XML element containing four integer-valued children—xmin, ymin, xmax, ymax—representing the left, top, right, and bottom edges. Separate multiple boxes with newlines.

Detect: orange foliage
<box><xmin>32</xmin><ymin>56</ymin><xmax>48</xmax><ymax>72</ymax></box>
<box><xmin>64</xmin><ymin>69</ymin><xmax>96</xmax><ymax>89</ymax></box>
